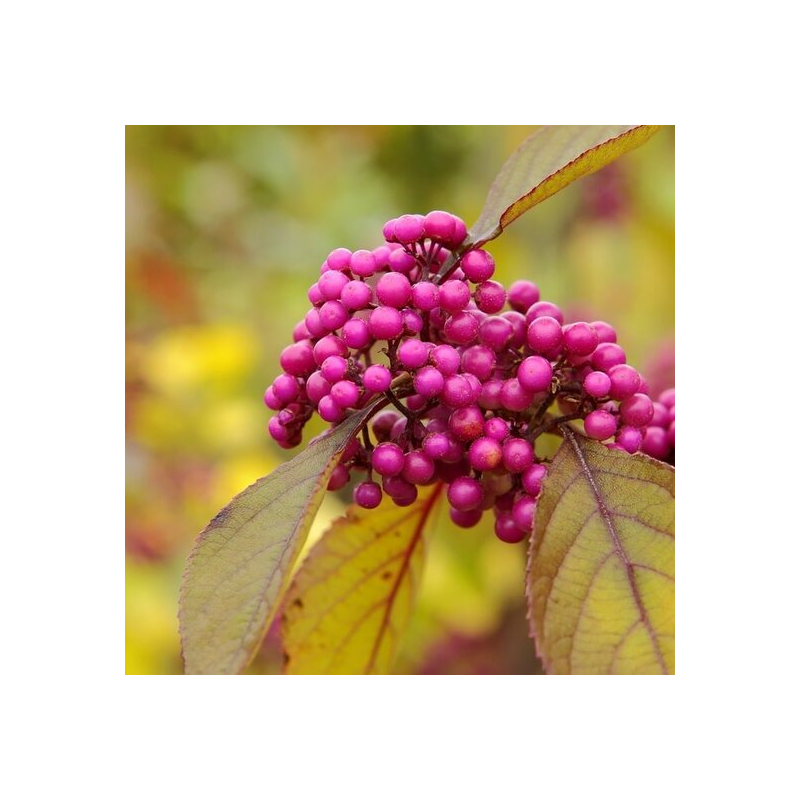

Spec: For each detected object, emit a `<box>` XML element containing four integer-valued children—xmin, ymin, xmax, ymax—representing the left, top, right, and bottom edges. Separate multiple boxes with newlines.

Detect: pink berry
<box><xmin>331</xmin><ymin>380</ymin><xmax>360</xmax><ymax>408</ymax></box>
<box><xmin>327</xmin><ymin>464</ymin><xmax>350</xmax><ymax>491</ymax></box>
<box><xmin>526</xmin><ymin>301</ymin><xmax>564</xmax><ymax>325</ymax></box>
<box><xmin>326</xmin><ymin>248</ymin><xmax>351</xmax><ymax>270</ymax></box>
<box><xmin>460</xmin><ymin>345</ymin><xmax>495</xmax><ymax>381</ymax></box>
<box><xmin>439</xmin><ymin>280</ymin><xmax>471</xmax><ymax>313</ymax></box>
<box><xmin>393</xmin><ymin>214</ymin><xmax>425</xmax><ymax>244</ymax></box>
<box><xmin>469</xmin><ymin>437</ymin><xmax>503</xmax><ymax>471</ymax></box>
<box><xmin>350</xmin><ymin>249</ymin><xmax>377</xmax><ymax>277</ymax></box>
<box><xmin>413</xmin><ymin>366</ymin><xmax>444</xmax><ymax>398</ymax></box>
<box><xmin>411</xmin><ymin>281</ymin><xmax>439</xmax><ymax>311</ymax></box>
<box><xmin>383</xmin><ymin>476</ymin><xmax>418</xmax><ymax>506</ymax></box>
<box><xmin>659</xmin><ymin>388</ymin><xmax>676</xmax><ymax>408</ymax></box>
<box><xmin>449</xmin><ymin>405</ymin><xmax>485</xmax><ymax>442</ymax></box>
<box><xmin>500</xmin><ymin>378</ymin><xmax>535</xmax><ymax>412</ymax></box>
<box><xmin>507</xmin><ymin>280</ymin><xmax>540</xmax><ymax>312</ymax></box>
<box><xmin>280</xmin><ymin>341</ymin><xmax>315</xmax><ymax>376</ymax></box>
<box><xmin>450</xmin><ymin>216</ymin><xmax>468</xmax><ymax>248</ymax></box>
<box><xmin>583</xmin><ymin>371</ymin><xmax>612</xmax><ymax>398</ymax></box>
<box><xmin>320</xmin><ymin>355</ymin><xmax>348</xmax><ymax>383</ymax></box>
<box><xmin>319</xmin><ymin>300</ymin><xmax>349</xmax><ymax>331</ymax></box>
<box><xmin>388</xmin><ymin>248</ymin><xmax>416</xmax><ymax>274</ymax></box>
<box><xmin>340</xmin><ymin>280</ymin><xmax>373</xmax><ymax>310</ymax></box>
<box><xmin>474</xmin><ymin>280</ymin><xmax>507</xmax><ymax>313</ymax></box>
<box><xmin>341</xmin><ymin>318</ymin><xmax>371</xmax><ymax>349</ymax></box>
<box><xmin>354</xmin><ymin>481</ymin><xmax>382</xmax><ymax>509</ymax></box>
<box><xmin>318</xmin><ymin>395</ymin><xmax>345</xmax><ymax>423</ymax></box>
<box><xmin>518</xmin><ymin>356</ymin><xmax>553</xmax><ymax>393</ymax></box>
<box><xmin>521</xmin><ymin>463</ymin><xmax>547</xmax><ymax>496</ymax></box>
<box><xmin>501</xmin><ymin>311</ymin><xmax>528</xmax><ymax>348</ymax></box>
<box><xmin>447</xmin><ymin>476</ymin><xmax>483</xmax><ymax>511</ymax></box>
<box><xmin>592</xmin><ymin>343</ymin><xmax>626</xmax><ymax>371</ymax></box>
<box><xmin>442</xmin><ymin>374</ymin><xmax>474</xmax><ymax>408</ymax></box>
<box><xmin>363</xmin><ymin>364</ymin><xmax>392</xmax><ymax>393</ymax></box>
<box><xmin>424</xmin><ymin>210</ymin><xmax>456</xmax><ymax>242</ymax></box>
<box><xmin>313</xmin><ymin>335</ymin><xmax>348</xmax><ymax>365</ymax></box>
<box><xmin>591</xmin><ymin>320</ymin><xmax>617</xmax><ymax>344</ymax></box>
<box><xmin>306</xmin><ymin>371</ymin><xmax>331</xmax><ymax>404</ymax></box>
<box><xmin>263</xmin><ymin>386</ymin><xmax>281</xmax><ymax>410</ymax></box>
<box><xmin>368</xmin><ymin>306</ymin><xmax>404</xmax><ymax>340</ymax></box>
<box><xmin>397</xmin><ymin>338</ymin><xmax>429</xmax><ymax>370</ymax></box>
<box><xmin>502</xmin><ymin>438</ymin><xmax>534</xmax><ymax>473</ymax></box>
<box><xmin>449</xmin><ymin>508</ymin><xmax>482</xmax><ymax>528</ymax></box>
<box><xmin>584</xmin><ymin>409</ymin><xmax>617</xmax><ymax>440</ymax></box>
<box><xmin>619</xmin><ymin>393</ymin><xmax>655</xmax><ymax>428</ymax></box>
<box><xmin>318</xmin><ymin>270</ymin><xmax>349</xmax><ymax>300</ymax></box>
<box><xmin>562</xmin><ymin>322</ymin><xmax>599</xmax><ymax>357</ymax></box>
<box><xmin>372</xmin><ymin>442</ymin><xmax>405</xmax><ymax>476</ymax></box>
<box><xmin>402</xmin><ymin>450</ymin><xmax>436</xmax><ymax>484</ymax></box>
<box><xmin>444</xmin><ymin>311</ymin><xmax>479</xmax><ymax>345</ymax></box>
<box><xmin>460</xmin><ymin>250</ymin><xmax>495</xmax><ymax>283</ymax></box>
<box><xmin>431</xmin><ymin>345</ymin><xmax>460</xmax><ymax>376</ymax></box>
<box><xmin>616</xmin><ymin>426</ymin><xmax>643</xmax><ymax>454</ymax></box>
<box><xmin>527</xmin><ymin>316</ymin><xmax>563</xmax><ymax>353</ymax></box>
<box><xmin>376</xmin><ymin>272</ymin><xmax>412</xmax><ymax>308</ymax></box>
<box><xmin>479</xmin><ymin>316</ymin><xmax>514</xmax><ymax>351</ymax></box>
<box><xmin>494</xmin><ymin>514</ymin><xmax>526</xmax><ymax>543</ymax></box>
<box><xmin>608</xmin><ymin>364</ymin><xmax>641</xmax><ymax>400</ymax></box>
<box><xmin>484</xmin><ymin>417</ymin><xmax>510</xmax><ymax>441</ymax></box>
<box><xmin>272</xmin><ymin>373</ymin><xmax>300</xmax><ymax>404</ymax></box>
<box><xmin>641</xmin><ymin>426</ymin><xmax>670</xmax><ymax>459</ymax></box>
<box><xmin>512</xmin><ymin>495</ymin><xmax>537</xmax><ymax>531</ymax></box>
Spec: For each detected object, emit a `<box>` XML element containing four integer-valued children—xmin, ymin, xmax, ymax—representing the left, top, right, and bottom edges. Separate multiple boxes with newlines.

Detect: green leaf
<box><xmin>282</xmin><ymin>485</ymin><xmax>444</xmax><ymax>674</ymax></box>
<box><xmin>179</xmin><ymin>401</ymin><xmax>381</xmax><ymax>675</ymax></box>
<box><xmin>526</xmin><ymin>428</ymin><xmax>675</xmax><ymax>675</ymax></box>
<box><xmin>469</xmin><ymin>125</ymin><xmax>661</xmax><ymax>246</ymax></box>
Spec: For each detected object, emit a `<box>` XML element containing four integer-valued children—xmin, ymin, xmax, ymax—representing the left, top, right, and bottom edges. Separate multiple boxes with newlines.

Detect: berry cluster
<box><xmin>264</xmin><ymin>210</ymin><xmax>675</xmax><ymax>543</ymax></box>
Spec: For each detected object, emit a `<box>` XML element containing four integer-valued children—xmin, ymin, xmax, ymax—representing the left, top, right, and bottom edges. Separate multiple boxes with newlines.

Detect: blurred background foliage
<box><xmin>126</xmin><ymin>125</ymin><xmax>674</xmax><ymax>675</ymax></box>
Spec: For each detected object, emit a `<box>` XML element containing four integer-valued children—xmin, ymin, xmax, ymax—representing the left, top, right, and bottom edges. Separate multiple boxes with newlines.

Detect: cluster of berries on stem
<box><xmin>265</xmin><ymin>211</ymin><xmax>675</xmax><ymax>543</ymax></box>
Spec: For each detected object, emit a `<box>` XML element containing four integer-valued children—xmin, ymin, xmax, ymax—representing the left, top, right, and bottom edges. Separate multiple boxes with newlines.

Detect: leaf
<box><xmin>282</xmin><ymin>484</ymin><xmax>444</xmax><ymax>674</ymax></box>
<box><xmin>469</xmin><ymin>125</ymin><xmax>661</xmax><ymax>246</ymax></box>
<box><xmin>526</xmin><ymin>428</ymin><xmax>674</xmax><ymax>675</ymax></box>
<box><xmin>179</xmin><ymin>401</ymin><xmax>381</xmax><ymax>675</ymax></box>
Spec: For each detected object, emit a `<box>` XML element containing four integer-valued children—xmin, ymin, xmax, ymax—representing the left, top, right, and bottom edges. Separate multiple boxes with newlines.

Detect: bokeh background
<box><xmin>126</xmin><ymin>125</ymin><xmax>674</xmax><ymax>675</ymax></box>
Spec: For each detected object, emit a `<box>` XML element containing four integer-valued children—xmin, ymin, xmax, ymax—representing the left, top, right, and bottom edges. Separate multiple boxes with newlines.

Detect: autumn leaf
<box><xmin>468</xmin><ymin>125</ymin><xmax>661</xmax><ymax>246</ymax></box>
<box><xmin>527</xmin><ymin>428</ymin><xmax>674</xmax><ymax>675</ymax></box>
<box><xmin>179</xmin><ymin>401</ymin><xmax>381</xmax><ymax>675</ymax></box>
<box><xmin>282</xmin><ymin>484</ymin><xmax>444</xmax><ymax>674</ymax></box>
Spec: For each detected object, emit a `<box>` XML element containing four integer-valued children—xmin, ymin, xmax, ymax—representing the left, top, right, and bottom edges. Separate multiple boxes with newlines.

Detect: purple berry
<box><xmin>431</xmin><ymin>345</ymin><xmax>461</xmax><ymax>376</ymax></box>
<box><xmin>442</xmin><ymin>375</ymin><xmax>474</xmax><ymax>408</ymax></box>
<box><xmin>402</xmin><ymin>450</ymin><xmax>435</xmax><ymax>484</ymax></box>
<box><xmin>591</xmin><ymin>320</ymin><xmax>617</xmax><ymax>344</ymax></box>
<box><xmin>318</xmin><ymin>270</ymin><xmax>350</xmax><ymax>300</ymax></box>
<box><xmin>423</xmin><ymin>432</ymin><xmax>453</xmax><ymax>461</ymax></box>
<box><xmin>376</xmin><ymin>272</ymin><xmax>412</xmax><ymax>308</ymax></box>
<box><xmin>449</xmin><ymin>507</ymin><xmax>482</xmax><ymax>528</ymax></box>
<box><xmin>592</xmin><ymin>343</ymin><xmax>626</xmax><ymax>371</ymax></box>
<box><xmin>659</xmin><ymin>388</ymin><xmax>676</xmax><ymax>408</ymax></box>
<box><xmin>474</xmin><ymin>280</ymin><xmax>507</xmax><ymax>313</ymax></box>
<box><xmin>460</xmin><ymin>345</ymin><xmax>496</xmax><ymax>381</ymax></box>
<box><xmin>608</xmin><ymin>364</ymin><xmax>641</xmax><ymax>400</ymax></box>
<box><xmin>402</xmin><ymin>309</ymin><xmax>424</xmax><ymax>335</ymax></box>
<box><xmin>479</xmin><ymin>316</ymin><xmax>514</xmax><ymax>351</ymax></box>
<box><xmin>413</xmin><ymin>366</ymin><xmax>444</xmax><ymax>398</ymax></box>
<box><xmin>264</xmin><ymin>386</ymin><xmax>281</xmax><ymax>410</ymax></box>
<box><xmin>306</xmin><ymin>371</ymin><xmax>331</xmax><ymax>404</ymax></box>
<box><xmin>526</xmin><ymin>301</ymin><xmax>564</xmax><ymax>325</ymax></box>
<box><xmin>484</xmin><ymin>416</ymin><xmax>510</xmax><ymax>441</ymax></box>
<box><xmin>444</xmin><ymin>311</ymin><xmax>479</xmax><ymax>345</ymax></box>
<box><xmin>363</xmin><ymin>364</ymin><xmax>392</xmax><ymax>393</ymax></box>
<box><xmin>500</xmin><ymin>378</ymin><xmax>535</xmax><ymax>412</ymax></box>
<box><xmin>372</xmin><ymin>442</ymin><xmax>405</xmax><ymax>476</ymax></box>
<box><xmin>272</xmin><ymin>373</ymin><xmax>300</xmax><ymax>404</ymax></box>
<box><xmin>319</xmin><ymin>300</ymin><xmax>349</xmax><ymax>332</ymax></box>
<box><xmin>439</xmin><ymin>280</ymin><xmax>471</xmax><ymax>314</ymax></box>
<box><xmin>327</xmin><ymin>464</ymin><xmax>350</xmax><ymax>491</ymax></box>
<box><xmin>371</xmin><ymin>411</ymin><xmax>400</xmax><ymax>441</ymax></box>
<box><xmin>502</xmin><ymin>438</ymin><xmax>534</xmax><ymax>473</ymax></box>
<box><xmin>393</xmin><ymin>214</ymin><xmax>425</xmax><ymax>244</ymax></box>
<box><xmin>449</xmin><ymin>405</ymin><xmax>485</xmax><ymax>442</ymax></box>
<box><xmin>468</xmin><ymin>437</ymin><xmax>503</xmax><ymax>471</ymax></box>
<box><xmin>584</xmin><ymin>409</ymin><xmax>617</xmax><ymax>440</ymax></box>
<box><xmin>326</xmin><ymin>248</ymin><xmax>351</xmax><ymax>271</ymax></box>
<box><xmin>341</xmin><ymin>318</ymin><xmax>371</xmax><ymax>349</ymax></box>
<box><xmin>308</xmin><ymin>282</ymin><xmax>323</xmax><ymax>305</ymax></box>
<box><xmin>521</xmin><ymin>463</ymin><xmax>547</xmax><ymax>496</ymax></box>
<box><xmin>507</xmin><ymin>280</ymin><xmax>540</xmax><ymax>312</ymax></box>
<box><xmin>318</xmin><ymin>395</ymin><xmax>345</xmax><ymax>423</ymax></box>
<box><xmin>388</xmin><ymin>248</ymin><xmax>416</xmax><ymax>274</ymax></box>
<box><xmin>331</xmin><ymin>380</ymin><xmax>360</xmax><ymax>408</ymax></box>
<box><xmin>651</xmin><ymin>401</ymin><xmax>669</xmax><ymax>428</ymax></box>
<box><xmin>280</xmin><ymin>341</ymin><xmax>315</xmax><ymax>376</ymax></box>
<box><xmin>512</xmin><ymin>495</ymin><xmax>537</xmax><ymax>532</ymax></box>
<box><xmin>461</xmin><ymin>250</ymin><xmax>495</xmax><ymax>283</ymax></box>
<box><xmin>292</xmin><ymin>321</ymin><xmax>310</xmax><ymax>342</ymax></box>
<box><xmin>619</xmin><ymin>392</ymin><xmax>655</xmax><ymax>428</ymax></box>
<box><xmin>517</xmin><ymin>356</ymin><xmax>553</xmax><ymax>393</ymax></box>
<box><xmin>424</xmin><ymin>210</ymin><xmax>456</xmax><ymax>242</ymax></box>
<box><xmin>382</xmin><ymin>218</ymin><xmax>397</xmax><ymax>242</ymax></box>
<box><xmin>450</xmin><ymin>217</ymin><xmax>468</xmax><ymax>247</ymax></box>
<box><xmin>527</xmin><ymin>316</ymin><xmax>563</xmax><ymax>353</ymax></box>
<box><xmin>321</xmin><ymin>355</ymin><xmax>348</xmax><ymax>383</ymax></box>
<box><xmin>447</xmin><ymin>476</ymin><xmax>483</xmax><ymax>511</ymax></box>
<box><xmin>641</xmin><ymin>426</ymin><xmax>670</xmax><ymax>459</ymax></box>
<box><xmin>494</xmin><ymin>514</ymin><xmax>526</xmax><ymax>544</ymax></box>
<box><xmin>350</xmin><ymin>249</ymin><xmax>377</xmax><ymax>278</ymax></box>
<box><xmin>398</xmin><ymin>338</ymin><xmax>430</xmax><ymax>370</ymax></box>
<box><xmin>616</xmin><ymin>426</ymin><xmax>643</xmax><ymax>454</ymax></box>
<box><xmin>411</xmin><ymin>281</ymin><xmax>439</xmax><ymax>311</ymax></box>
<box><xmin>583</xmin><ymin>371</ymin><xmax>612</xmax><ymax>398</ymax></box>
<box><xmin>368</xmin><ymin>306</ymin><xmax>404</xmax><ymax>340</ymax></box>
<box><xmin>340</xmin><ymin>280</ymin><xmax>373</xmax><ymax>310</ymax></box>
<box><xmin>562</xmin><ymin>322</ymin><xmax>599</xmax><ymax>357</ymax></box>
<box><xmin>354</xmin><ymin>480</ymin><xmax>382</xmax><ymax>509</ymax></box>
<box><xmin>313</xmin><ymin>335</ymin><xmax>348</xmax><ymax>365</ymax></box>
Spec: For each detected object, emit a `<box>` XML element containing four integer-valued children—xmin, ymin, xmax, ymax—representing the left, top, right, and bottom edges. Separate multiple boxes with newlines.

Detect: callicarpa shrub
<box><xmin>180</xmin><ymin>125</ymin><xmax>675</xmax><ymax>676</ymax></box>
<box><xmin>265</xmin><ymin>210</ymin><xmax>674</xmax><ymax>545</ymax></box>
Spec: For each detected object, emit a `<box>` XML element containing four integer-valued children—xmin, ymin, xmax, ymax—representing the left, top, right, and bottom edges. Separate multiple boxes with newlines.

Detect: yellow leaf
<box><xmin>527</xmin><ymin>429</ymin><xmax>674</xmax><ymax>675</ymax></box>
<box><xmin>470</xmin><ymin>125</ymin><xmax>662</xmax><ymax>245</ymax></box>
<box><xmin>179</xmin><ymin>400</ymin><xmax>381</xmax><ymax>675</ymax></box>
<box><xmin>283</xmin><ymin>485</ymin><xmax>444</xmax><ymax>674</ymax></box>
